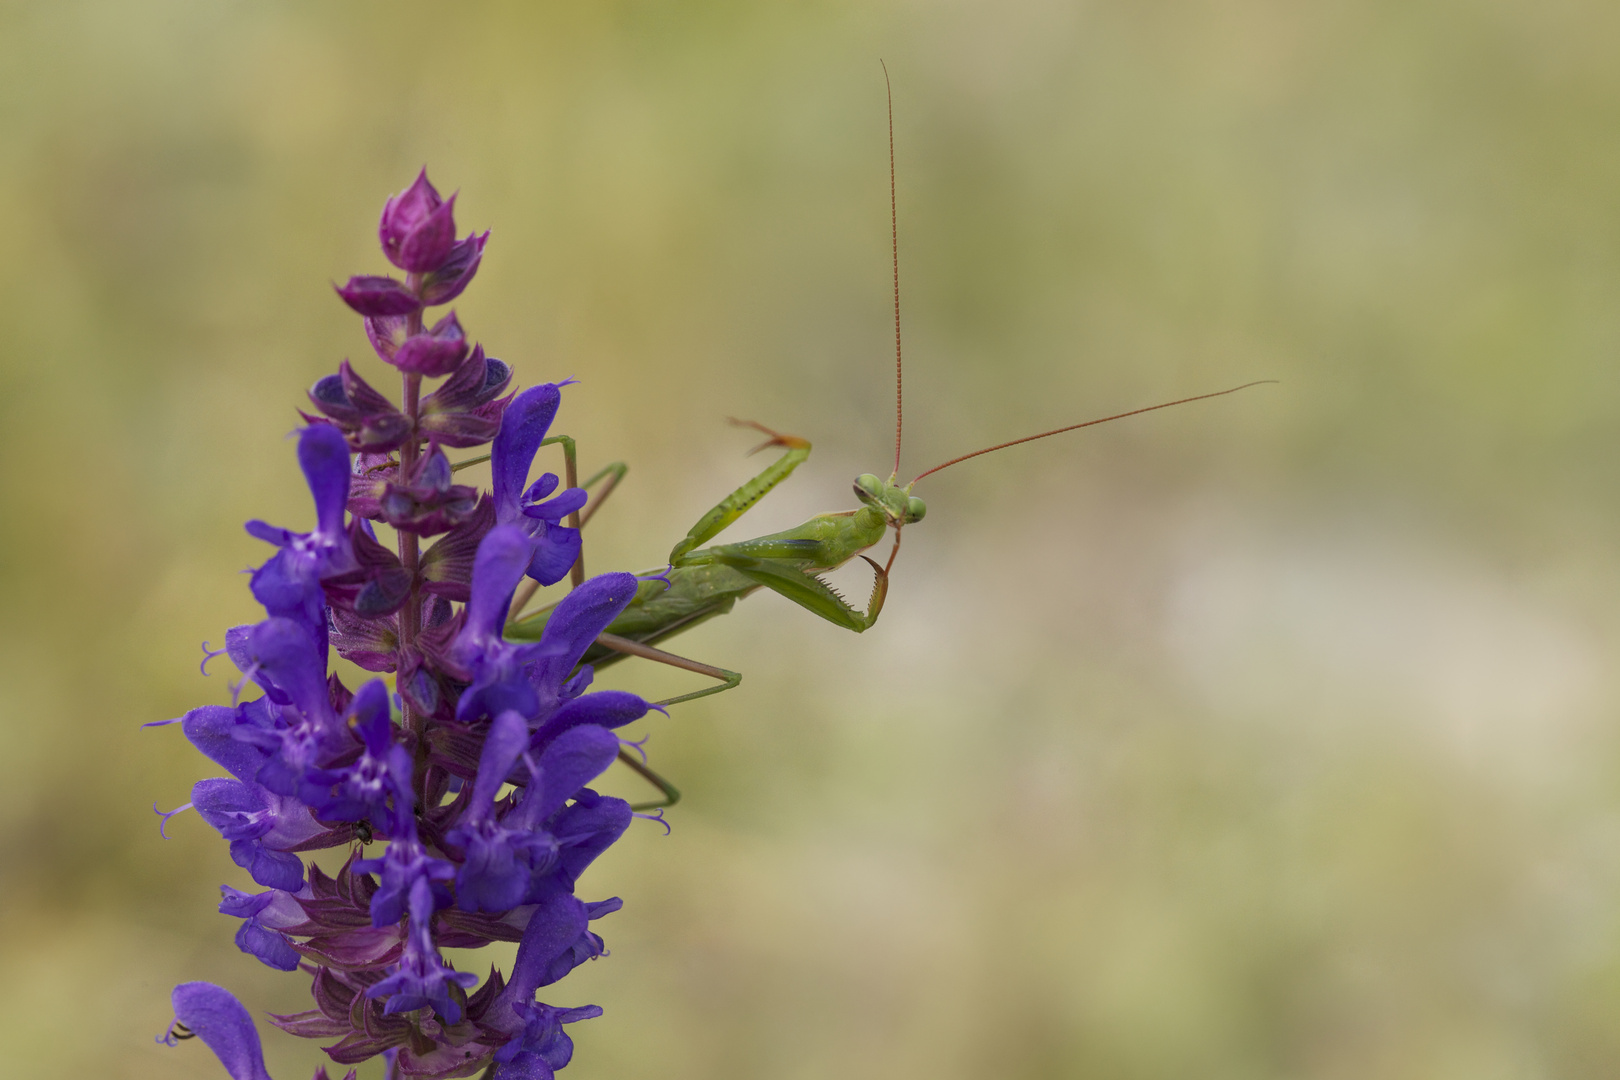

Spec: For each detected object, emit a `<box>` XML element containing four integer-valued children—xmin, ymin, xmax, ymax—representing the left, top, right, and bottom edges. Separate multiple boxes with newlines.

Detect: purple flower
<box><xmin>379</xmin><ymin>169</ymin><xmax>459</xmax><ymax>274</ymax></box>
<box><xmin>167</xmin><ymin>982</ymin><xmax>364</xmax><ymax>1080</ymax></box>
<box><xmin>302</xmin><ymin>679</ymin><xmax>397</xmax><ymax>829</ymax></box>
<box><xmin>191</xmin><ymin>778</ymin><xmax>323</xmax><ymax>892</ymax></box>
<box><xmin>445</xmin><ymin>527</ymin><xmax>641</xmax><ymax>724</ymax></box>
<box><xmin>220</xmin><ymin>885</ymin><xmax>307</xmax><ymax>971</ymax></box>
<box><xmin>536</xmin><ymin>787</ymin><xmax>634</xmax><ymax>898</ymax></box>
<box><xmin>474</xmin><ymin>892</ymin><xmax>615</xmax><ymax>1075</ymax></box>
<box><xmin>165</xmin><ymin>982</ymin><xmax>275</xmax><ymax>1080</ymax></box>
<box><xmin>446</xmin><ymin>525</ymin><xmax>546</xmax><ymax>721</ymax></box>
<box><xmin>244</xmin><ymin>425</ymin><xmax>355</xmax><ymax>656</ymax></box>
<box><xmin>446</xmin><ymin>714</ymin><xmax>622</xmax><ymax>913</ymax></box>
<box><xmin>181</xmin><ymin>696</ymin><xmax>345</xmax><ymax>891</ymax></box>
<box><xmin>229</xmin><ymin>618</ymin><xmax>349</xmax><ymax>799</ymax></box>
<box><xmin>444</xmin><ymin>712</ymin><xmax>545</xmax><ymax>912</ymax></box>
<box><xmin>491</xmin><ymin>385</ymin><xmax>587</xmax><ymax>586</ymax></box>
<box><xmin>367</xmin><ymin>876</ymin><xmax>480</xmax><ymax>1023</ymax></box>
<box><xmin>491</xmin><ymin>1001</ymin><xmax>602</xmax><ymax>1080</ymax></box>
<box><xmin>520</xmin><ymin>582</ymin><xmax>649</xmax><ymax>724</ymax></box>
<box><xmin>354</xmin><ymin>747</ymin><xmax>456</xmax><ymax>927</ymax></box>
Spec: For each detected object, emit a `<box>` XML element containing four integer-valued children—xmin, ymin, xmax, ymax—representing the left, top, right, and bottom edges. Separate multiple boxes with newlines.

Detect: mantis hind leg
<box><xmin>668</xmin><ymin>420</ymin><xmax>811</xmax><ymax>564</ymax></box>
<box><xmin>618</xmin><ymin>749</ymin><xmax>681</xmax><ymax>811</ymax></box>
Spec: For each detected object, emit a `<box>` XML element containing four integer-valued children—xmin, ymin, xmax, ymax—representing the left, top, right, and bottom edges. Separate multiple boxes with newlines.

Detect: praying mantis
<box><xmin>480</xmin><ymin>72</ymin><xmax>1271</xmax><ymax>810</ymax></box>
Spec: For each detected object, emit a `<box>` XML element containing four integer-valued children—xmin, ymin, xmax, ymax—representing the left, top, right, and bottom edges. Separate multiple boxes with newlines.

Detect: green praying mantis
<box><xmin>473</xmin><ymin>74</ymin><xmax>1271</xmax><ymax>810</ymax></box>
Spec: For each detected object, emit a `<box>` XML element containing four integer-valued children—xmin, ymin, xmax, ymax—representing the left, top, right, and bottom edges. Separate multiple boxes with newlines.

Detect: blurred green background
<box><xmin>5</xmin><ymin>1</ymin><xmax>1620</xmax><ymax>1077</ymax></box>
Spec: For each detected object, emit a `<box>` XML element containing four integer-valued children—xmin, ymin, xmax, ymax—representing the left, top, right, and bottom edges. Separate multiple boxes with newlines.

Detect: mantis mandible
<box><xmin>485</xmin><ymin>69</ymin><xmax>1271</xmax><ymax>809</ymax></box>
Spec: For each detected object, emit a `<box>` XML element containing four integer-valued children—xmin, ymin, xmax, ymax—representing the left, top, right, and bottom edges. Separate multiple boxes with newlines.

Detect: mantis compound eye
<box><xmin>853</xmin><ymin>474</ymin><xmax>884</xmax><ymax>503</ymax></box>
<box><xmin>905</xmin><ymin>497</ymin><xmax>927</xmax><ymax>523</ymax></box>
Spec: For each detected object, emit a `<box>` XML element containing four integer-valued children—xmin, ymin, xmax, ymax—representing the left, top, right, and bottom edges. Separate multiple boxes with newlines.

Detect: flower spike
<box><xmin>163</xmin><ymin>169</ymin><xmax>654</xmax><ymax>1080</ymax></box>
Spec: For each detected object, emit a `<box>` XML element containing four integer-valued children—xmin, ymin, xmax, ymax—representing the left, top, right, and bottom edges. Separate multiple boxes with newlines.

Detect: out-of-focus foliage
<box><xmin>5</xmin><ymin>1</ymin><xmax>1620</xmax><ymax>1077</ymax></box>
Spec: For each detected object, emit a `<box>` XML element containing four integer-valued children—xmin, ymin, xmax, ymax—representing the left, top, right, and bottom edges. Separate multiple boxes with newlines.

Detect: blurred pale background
<box><xmin>5</xmin><ymin>1</ymin><xmax>1620</xmax><ymax>1077</ymax></box>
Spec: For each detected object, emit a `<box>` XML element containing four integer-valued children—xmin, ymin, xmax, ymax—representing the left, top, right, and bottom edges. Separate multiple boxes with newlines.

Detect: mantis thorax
<box><xmin>853</xmin><ymin>473</ymin><xmax>926</xmax><ymax>527</ymax></box>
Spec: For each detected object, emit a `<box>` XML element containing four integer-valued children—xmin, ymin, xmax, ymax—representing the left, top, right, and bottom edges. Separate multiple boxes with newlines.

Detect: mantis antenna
<box><xmin>874</xmin><ymin>64</ymin><xmax>1271</xmax><ymax>489</ymax></box>
<box><xmin>909</xmin><ymin>380</ymin><xmax>1278</xmax><ymax>484</ymax></box>
<box><xmin>882</xmin><ymin>59</ymin><xmax>904</xmax><ymax>479</ymax></box>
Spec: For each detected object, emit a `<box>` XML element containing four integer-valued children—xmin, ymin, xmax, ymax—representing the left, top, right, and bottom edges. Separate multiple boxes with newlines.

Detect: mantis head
<box><xmin>854</xmin><ymin>473</ymin><xmax>926</xmax><ymax>526</ymax></box>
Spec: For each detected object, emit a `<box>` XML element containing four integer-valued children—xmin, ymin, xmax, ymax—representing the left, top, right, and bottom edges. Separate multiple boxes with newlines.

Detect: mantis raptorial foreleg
<box><xmin>713</xmin><ymin>551</ymin><xmax>888</xmax><ymax>631</ymax></box>
<box><xmin>667</xmin><ymin>421</ymin><xmax>811</xmax><ymax>564</ymax></box>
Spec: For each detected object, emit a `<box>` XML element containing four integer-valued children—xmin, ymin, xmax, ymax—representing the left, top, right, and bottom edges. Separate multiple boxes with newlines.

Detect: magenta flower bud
<box><xmin>305</xmin><ymin>362</ymin><xmax>411</xmax><ymax>452</ymax></box>
<box><xmin>419</xmin><ymin>231</ymin><xmax>488</xmax><ymax>306</ymax></box>
<box><xmin>379</xmin><ymin>445</ymin><xmax>479</xmax><ymax>537</ymax></box>
<box><xmin>334</xmin><ymin>276</ymin><xmax>421</xmax><ymax>318</ymax></box>
<box><xmin>379</xmin><ymin>170</ymin><xmax>459</xmax><ymax>273</ymax></box>
<box><xmin>362</xmin><ymin>314</ymin><xmax>409</xmax><ymax>363</ymax></box>
<box><xmin>394</xmin><ymin>311</ymin><xmax>470</xmax><ymax>377</ymax></box>
<box><xmin>419</xmin><ymin>346</ymin><xmax>514</xmax><ymax>448</ymax></box>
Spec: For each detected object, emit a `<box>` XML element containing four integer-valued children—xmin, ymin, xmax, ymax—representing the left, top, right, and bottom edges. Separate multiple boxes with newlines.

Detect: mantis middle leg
<box><xmin>594</xmin><ymin>631</ymin><xmax>744</xmax><ymax>810</ymax></box>
<box><xmin>507</xmin><ymin>439</ymin><xmax>629</xmax><ymax>621</ymax></box>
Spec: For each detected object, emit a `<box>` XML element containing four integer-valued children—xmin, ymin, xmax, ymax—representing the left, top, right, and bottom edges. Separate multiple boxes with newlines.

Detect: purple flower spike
<box><xmin>163</xmin><ymin>171</ymin><xmax>652</xmax><ymax>1079</ymax></box>
<box><xmin>491</xmin><ymin>385</ymin><xmax>585</xmax><ymax>586</ymax></box>
<box><xmin>379</xmin><ymin>170</ymin><xmax>460</xmax><ymax>273</ymax></box>
<box><xmin>167</xmin><ymin>982</ymin><xmax>275</xmax><ymax>1080</ymax></box>
<box><xmin>393</xmin><ymin>310</ymin><xmax>471</xmax><ymax>377</ymax></box>
<box><xmin>334</xmin><ymin>275</ymin><xmax>422</xmax><ymax>318</ymax></box>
